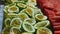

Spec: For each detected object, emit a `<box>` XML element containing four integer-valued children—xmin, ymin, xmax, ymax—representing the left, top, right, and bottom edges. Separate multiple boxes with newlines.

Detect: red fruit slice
<box><xmin>55</xmin><ymin>11</ymin><xmax>60</xmax><ymax>16</ymax></box>
<box><xmin>54</xmin><ymin>26</ymin><xmax>60</xmax><ymax>30</ymax></box>
<box><xmin>44</xmin><ymin>9</ymin><xmax>55</xmax><ymax>16</ymax></box>
<box><xmin>54</xmin><ymin>31</ymin><xmax>60</xmax><ymax>34</ymax></box>
<box><xmin>53</xmin><ymin>23</ymin><xmax>60</xmax><ymax>26</ymax></box>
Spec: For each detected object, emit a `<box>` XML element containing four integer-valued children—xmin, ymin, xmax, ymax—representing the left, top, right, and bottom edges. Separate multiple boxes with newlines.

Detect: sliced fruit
<box><xmin>27</xmin><ymin>5</ymin><xmax>34</xmax><ymax>9</ymax></box>
<box><xmin>18</xmin><ymin>13</ymin><xmax>29</xmax><ymax>21</ymax></box>
<box><xmin>35</xmin><ymin>14</ymin><xmax>47</xmax><ymax>21</ymax></box>
<box><xmin>10</xmin><ymin>18</ymin><xmax>22</xmax><ymax>28</ymax></box>
<box><xmin>2</xmin><ymin>27</ymin><xmax>11</xmax><ymax>34</ymax></box>
<box><xmin>17</xmin><ymin>3</ymin><xmax>26</xmax><ymax>8</ymax></box>
<box><xmin>34</xmin><ymin>20</ymin><xmax>50</xmax><ymax>29</ymax></box>
<box><xmin>7</xmin><ymin>13</ymin><xmax>17</xmax><ymax>19</ymax></box>
<box><xmin>4</xmin><ymin>5</ymin><xmax>9</xmax><ymax>13</ymax></box>
<box><xmin>36</xmin><ymin>27</ymin><xmax>52</xmax><ymax>34</ymax></box>
<box><xmin>6</xmin><ymin>0</ymin><xmax>12</xmax><ymax>3</ymax></box>
<box><xmin>20</xmin><ymin>9</ymin><xmax>26</xmax><ymax>13</ymax></box>
<box><xmin>11</xmin><ymin>0</ymin><xmax>18</xmax><ymax>3</ymax></box>
<box><xmin>20</xmin><ymin>0</ymin><xmax>29</xmax><ymax>3</ymax></box>
<box><xmin>5</xmin><ymin>18</ymin><xmax>11</xmax><ymax>27</ymax></box>
<box><xmin>24</xmin><ymin>18</ymin><xmax>36</xmax><ymax>25</ymax></box>
<box><xmin>22</xmin><ymin>22</ymin><xmax>35</xmax><ymax>32</ymax></box>
<box><xmin>10</xmin><ymin>27</ymin><xmax>21</xmax><ymax>34</ymax></box>
<box><xmin>8</xmin><ymin>5</ymin><xmax>19</xmax><ymax>13</ymax></box>
<box><xmin>25</xmin><ymin>7</ymin><xmax>34</xmax><ymax>17</ymax></box>
<box><xmin>22</xmin><ymin>32</ymin><xmax>33</xmax><ymax>34</ymax></box>
<box><xmin>27</xmin><ymin>0</ymin><xmax>37</xmax><ymax>6</ymax></box>
<box><xmin>41</xmin><ymin>20</ymin><xmax>50</xmax><ymax>27</ymax></box>
<box><xmin>33</xmin><ymin>7</ymin><xmax>43</xmax><ymax>15</ymax></box>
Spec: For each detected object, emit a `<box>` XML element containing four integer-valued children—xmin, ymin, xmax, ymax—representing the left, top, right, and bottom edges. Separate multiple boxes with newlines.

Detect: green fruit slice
<box><xmin>27</xmin><ymin>0</ymin><xmax>37</xmax><ymax>6</ymax></box>
<box><xmin>33</xmin><ymin>7</ymin><xmax>43</xmax><ymax>15</ymax></box>
<box><xmin>6</xmin><ymin>0</ymin><xmax>12</xmax><ymax>3</ymax></box>
<box><xmin>7</xmin><ymin>13</ymin><xmax>17</xmax><ymax>19</ymax></box>
<box><xmin>11</xmin><ymin>0</ymin><xmax>18</xmax><ymax>3</ymax></box>
<box><xmin>35</xmin><ymin>14</ymin><xmax>47</xmax><ymax>21</ymax></box>
<box><xmin>2</xmin><ymin>27</ymin><xmax>11</xmax><ymax>34</ymax></box>
<box><xmin>4</xmin><ymin>5</ymin><xmax>9</xmax><ymax>13</ymax></box>
<box><xmin>10</xmin><ymin>27</ymin><xmax>21</xmax><ymax>34</ymax></box>
<box><xmin>23</xmin><ymin>22</ymin><xmax>35</xmax><ymax>32</ymax></box>
<box><xmin>24</xmin><ymin>18</ymin><xmax>36</xmax><ymax>25</ymax></box>
<box><xmin>8</xmin><ymin>5</ymin><xmax>19</xmax><ymax>13</ymax></box>
<box><xmin>20</xmin><ymin>9</ymin><xmax>26</xmax><ymax>13</ymax></box>
<box><xmin>5</xmin><ymin>13</ymin><xmax>17</xmax><ymax>19</ymax></box>
<box><xmin>25</xmin><ymin>7</ymin><xmax>34</xmax><ymax>17</ymax></box>
<box><xmin>10</xmin><ymin>18</ymin><xmax>22</xmax><ymax>28</ymax></box>
<box><xmin>22</xmin><ymin>32</ymin><xmax>33</xmax><ymax>34</ymax></box>
<box><xmin>5</xmin><ymin>18</ymin><xmax>11</xmax><ymax>27</ymax></box>
<box><xmin>17</xmin><ymin>3</ymin><xmax>26</xmax><ymax>8</ymax></box>
<box><xmin>34</xmin><ymin>20</ymin><xmax>50</xmax><ymax>29</ymax></box>
<box><xmin>36</xmin><ymin>27</ymin><xmax>52</xmax><ymax>34</ymax></box>
<box><xmin>20</xmin><ymin>0</ymin><xmax>28</xmax><ymax>3</ymax></box>
<box><xmin>18</xmin><ymin>13</ymin><xmax>29</xmax><ymax>21</ymax></box>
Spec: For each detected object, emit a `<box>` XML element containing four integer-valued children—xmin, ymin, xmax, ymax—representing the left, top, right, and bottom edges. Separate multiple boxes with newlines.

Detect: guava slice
<box><xmin>25</xmin><ymin>8</ymin><xmax>34</xmax><ymax>17</ymax></box>
<box><xmin>18</xmin><ymin>13</ymin><xmax>29</xmax><ymax>21</ymax></box>
<box><xmin>22</xmin><ymin>32</ymin><xmax>33</xmax><ymax>34</ymax></box>
<box><xmin>8</xmin><ymin>5</ymin><xmax>19</xmax><ymax>13</ymax></box>
<box><xmin>34</xmin><ymin>20</ymin><xmax>50</xmax><ymax>29</ymax></box>
<box><xmin>5</xmin><ymin>18</ymin><xmax>11</xmax><ymax>27</ymax></box>
<box><xmin>17</xmin><ymin>3</ymin><xmax>26</xmax><ymax>8</ymax></box>
<box><xmin>10</xmin><ymin>18</ymin><xmax>22</xmax><ymax>28</ymax></box>
<box><xmin>10</xmin><ymin>27</ymin><xmax>21</xmax><ymax>34</ymax></box>
<box><xmin>36</xmin><ymin>27</ymin><xmax>52</xmax><ymax>34</ymax></box>
<box><xmin>2</xmin><ymin>27</ymin><xmax>11</xmax><ymax>34</ymax></box>
<box><xmin>35</xmin><ymin>14</ymin><xmax>47</xmax><ymax>21</ymax></box>
<box><xmin>22</xmin><ymin>22</ymin><xmax>35</xmax><ymax>32</ymax></box>
<box><xmin>24</xmin><ymin>18</ymin><xmax>36</xmax><ymax>25</ymax></box>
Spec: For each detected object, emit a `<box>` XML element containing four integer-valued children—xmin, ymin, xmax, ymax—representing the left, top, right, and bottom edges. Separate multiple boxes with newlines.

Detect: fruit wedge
<box><xmin>22</xmin><ymin>22</ymin><xmax>35</xmax><ymax>32</ymax></box>
<box><xmin>10</xmin><ymin>18</ymin><xmax>22</xmax><ymax>28</ymax></box>
<box><xmin>17</xmin><ymin>3</ymin><xmax>26</xmax><ymax>8</ymax></box>
<box><xmin>10</xmin><ymin>27</ymin><xmax>21</xmax><ymax>34</ymax></box>
<box><xmin>18</xmin><ymin>13</ymin><xmax>29</xmax><ymax>21</ymax></box>
<box><xmin>22</xmin><ymin>32</ymin><xmax>33</xmax><ymax>34</ymax></box>
<box><xmin>35</xmin><ymin>14</ymin><xmax>47</xmax><ymax>21</ymax></box>
<box><xmin>24</xmin><ymin>18</ymin><xmax>36</xmax><ymax>25</ymax></box>
<box><xmin>8</xmin><ymin>5</ymin><xmax>19</xmax><ymax>13</ymax></box>
<box><xmin>34</xmin><ymin>20</ymin><xmax>50</xmax><ymax>29</ymax></box>
<box><xmin>5</xmin><ymin>18</ymin><xmax>11</xmax><ymax>27</ymax></box>
<box><xmin>36</xmin><ymin>27</ymin><xmax>52</xmax><ymax>34</ymax></box>
<box><xmin>25</xmin><ymin>8</ymin><xmax>34</xmax><ymax>17</ymax></box>
<box><xmin>2</xmin><ymin>27</ymin><xmax>11</xmax><ymax>34</ymax></box>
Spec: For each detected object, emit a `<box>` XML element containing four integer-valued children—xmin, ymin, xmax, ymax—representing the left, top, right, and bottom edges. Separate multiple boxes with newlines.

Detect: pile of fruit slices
<box><xmin>37</xmin><ymin>0</ymin><xmax>60</xmax><ymax>34</ymax></box>
<box><xmin>2</xmin><ymin>0</ymin><xmax>53</xmax><ymax>34</ymax></box>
